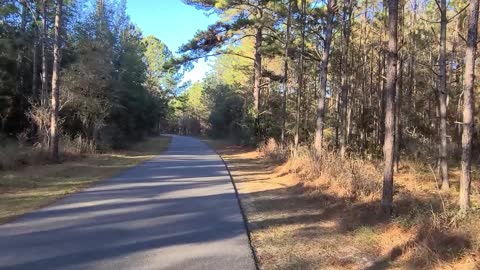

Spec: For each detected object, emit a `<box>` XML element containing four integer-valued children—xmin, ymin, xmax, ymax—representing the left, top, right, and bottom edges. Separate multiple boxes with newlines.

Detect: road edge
<box><xmin>207</xmin><ymin>143</ymin><xmax>260</xmax><ymax>270</ymax></box>
<box><xmin>0</xmin><ymin>136</ymin><xmax>172</xmax><ymax>225</ymax></box>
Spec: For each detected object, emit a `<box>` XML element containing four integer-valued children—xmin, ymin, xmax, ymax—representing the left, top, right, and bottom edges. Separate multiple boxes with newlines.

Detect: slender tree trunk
<box><xmin>360</xmin><ymin>0</ymin><xmax>368</xmax><ymax>154</ymax></box>
<box><xmin>314</xmin><ymin>0</ymin><xmax>336</xmax><ymax>153</ymax></box>
<box><xmin>438</xmin><ymin>0</ymin><xmax>449</xmax><ymax>190</ymax></box>
<box><xmin>32</xmin><ymin>26</ymin><xmax>39</xmax><ymax>99</ymax></box>
<box><xmin>335</xmin><ymin>87</ymin><xmax>340</xmax><ymax>148</ymax></box>
<box><xmin>394</xmin><ymin>2</ymin><xmax>404</xmax><ymax>173</ymax></box>
<box><xmin>369</xmin><ymin>45</ymin><xmax>375</xmax><ymax>148</ymax></box>
<box><xmin>459</xmin><ymin>0</ymin><xmax>479</xmax><ymax>213</ymax></box>
<box><xmin>406</xmin><ymin>0</ymin><xmax>417</xmax><ymax>103</ymax></box>
<box><xmin>339</xmin><ymin>0</ymin><xmax>352</xmax><ymax>157</ymax></box>
<box><xmin>410</xmin><ymin>0</ymin><xmax>417</xmax><ymax>112</ymax></box>
<box><xmin>253</xmin><ymin>26</ymin><xmax>262</xmax><ymax>140</ymax></box>
<box><xmin>50</xmin><ymin>0</ymin><xmax>63</xmax><ymax>162</ymax></box>
<box><xmin>294</xmin><ymin>0</ymin><xmax>306</xmax><ymax>151</ymax></box>
<box><xmin>15</xmin><ymin>0</ymin><xmax>27</xmax><ymax>95</ymax></box>
<box><xmin>41</xmin><ymin>0</ymin><xmax>48</xmax><ymax>107</ymax></box>
<box><xmin>382</xmin><ymin>0</ymin><xmax>399</xmax><ymax>216</ymax></box>
<box><xmin>394</xmin><ymin>58</ymin><xmax>403</xmax><ymax>172</ymax></box>
<box><xmin>379</xmin><ymin>0</ymin><xmax>388</xmax><ymax>147</ymax></box>
<box><xmin>31</xmin><ymin>3</ymin><xmax>40</xmax><ymax>135</ymax></box>
<box><xmin>380</xmin><ymin>52</ymin><xmax>386</xmax><ymax>146</ymax></box>
<box><xmin>452</xmin><ymin>15</ymin><xmax>463</xmax><ymax>141</ymax></box>
<box><xmin>281</xmin><ymin>0</ymin><xmax>292</xmax><ymax>146</ymax></box>
<box><xmin>347</xmin><ymin>56</ymin><xmax>354</xmax><ymax>140</ymax></box>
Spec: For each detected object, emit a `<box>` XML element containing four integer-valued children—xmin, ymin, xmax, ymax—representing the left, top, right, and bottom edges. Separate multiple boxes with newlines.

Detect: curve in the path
<box><xmin>0</xmin><ymin>135</ymin><xmax>256</xmax><ymax>270</ymax></box>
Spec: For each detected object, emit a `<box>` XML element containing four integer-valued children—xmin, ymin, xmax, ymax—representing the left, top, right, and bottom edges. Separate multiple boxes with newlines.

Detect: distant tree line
<box><xmin>0</xmin><ymin>0</ymin><xmax>178</xmax><ymax>158</ymax></box>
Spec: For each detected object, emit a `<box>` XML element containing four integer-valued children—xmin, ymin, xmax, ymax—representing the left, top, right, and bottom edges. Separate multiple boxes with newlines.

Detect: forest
<box><xmin>0</xmin><ymin>0</ymin><xmax>178</xmax><ymax>155</ymax></box>
<box><xmin>1</xmin><ymin>0</ymin><xmax>480</xmax><ymax>267</ymax></box>
<box><xmin>175</xmin><ymin>0</ymin><xmax>479</xmax><ymax>216</ymax></box>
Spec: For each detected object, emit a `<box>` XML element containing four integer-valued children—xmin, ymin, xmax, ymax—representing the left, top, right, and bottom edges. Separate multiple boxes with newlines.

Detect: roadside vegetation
<box><xmin>2</xmin><ymin>0</ymin><xmax>480</xmax><ymax>269</ymax></box>
<box><xmin>209</xmin><ymin>139</ymin><xmax>479</xmax><ymax>269</ymax></box>
<box><xmin>0</xmin><ymin>136</ymin><xmax>171</xmax><ymax>223</ymax></box>
<box><xmin>1</xmin><ymin>1</ymin><xmax>178</xmax><ymax>223</ymax></box>
<box><xmin>181</xmin><ymin>0</ymin><xmax>480</xmax><ymax>268</ymax></box>
<box><xmin>1</xmin><ymin>0</ymin><xmax>180</xmax><ymax>160</ymax></box>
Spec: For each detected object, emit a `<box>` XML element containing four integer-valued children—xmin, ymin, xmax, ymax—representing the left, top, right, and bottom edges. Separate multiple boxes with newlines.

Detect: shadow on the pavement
<box><xmin>0</xmin><ymin>136</ymin><xmax>251</xmax><ymax>270</ymax></box>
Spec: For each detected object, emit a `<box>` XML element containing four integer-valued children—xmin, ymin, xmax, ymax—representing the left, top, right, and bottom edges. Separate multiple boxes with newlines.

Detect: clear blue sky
<box><xmin>126</xmin><ymin>0</ymin><xmax>218</xmax><ymax>82</ymax></box>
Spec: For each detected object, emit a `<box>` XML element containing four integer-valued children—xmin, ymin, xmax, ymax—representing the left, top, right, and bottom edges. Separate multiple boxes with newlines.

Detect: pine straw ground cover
<box><xmin>206</xmin><ymin>139</ymin><xmax>480</xmax><ymax>270</ymax></box>
<box><xmin>0</xmin><ymin>136</ymin><xmax>171</xmax><ymax>224</ymax></box>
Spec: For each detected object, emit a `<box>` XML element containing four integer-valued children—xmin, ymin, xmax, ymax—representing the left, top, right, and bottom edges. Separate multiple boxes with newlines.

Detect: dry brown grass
<box><xmin>0</xmin><ymin>135</ymin><xmax>100</xmax><ymax>171</ymax></box>
<box><xmin>206</xmin><ymin>138</ymin><xmax>480</xmax><ymax>270</ymax></box>
<box><xmin>285</xmin><ymin>147</ymin><xmax>382</xmax><ymax>201</ymax></box>
<box><xmin>0</xmin><ymin>136</ymin><xmax>171</xmax><ymax>223</ymax></box>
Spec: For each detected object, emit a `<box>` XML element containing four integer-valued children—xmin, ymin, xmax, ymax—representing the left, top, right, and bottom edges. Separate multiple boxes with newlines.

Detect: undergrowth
<box><xmin>0</xmin><ymin>135</ymin><xmax>98</xmax><ymax>170</ymax></box>
<box><xmin>257</xmin><ymin>137</ymin><xmax>480</xmax><ymax>269</ymax></box>
<box><xmin>260</xmin><ymin>138</ymin><xmax>382</xmax><ymax>200</ymax></box>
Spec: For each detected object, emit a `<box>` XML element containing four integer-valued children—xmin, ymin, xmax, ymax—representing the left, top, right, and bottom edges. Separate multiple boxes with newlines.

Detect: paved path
<box><xmin>0</xmin><ymin>136</ymin><xmax>256</xmax><ymax>270</ymax></box>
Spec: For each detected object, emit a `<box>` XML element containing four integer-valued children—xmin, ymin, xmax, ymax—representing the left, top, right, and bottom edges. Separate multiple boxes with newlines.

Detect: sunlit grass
<box><xmin>0</xmin><ymin>136</ymin><xmax>171</xmax><ymax>223</ymax></box>
<box><xmin>210</xmin><ymin>139</ymin><xmax>480</xmax><ymax>270</ymax></box>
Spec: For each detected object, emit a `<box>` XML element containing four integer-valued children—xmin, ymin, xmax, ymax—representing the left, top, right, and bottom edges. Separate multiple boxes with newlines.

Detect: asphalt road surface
<box><xmin>0</xmin><ymin>135</ymin><xmax>256</xmax><ymax>270</ymax></box>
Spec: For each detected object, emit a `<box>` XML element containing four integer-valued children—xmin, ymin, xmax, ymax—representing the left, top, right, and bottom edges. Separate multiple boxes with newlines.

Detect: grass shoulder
<box><xmin>208</xmin><ymin>138</ymin><xmax>480</xmax><ymax>270</ymax></box>
<box><xmin>0</xmin><ymin>136</ymin><xmax>171</xmax><ymax>224</ymax></box>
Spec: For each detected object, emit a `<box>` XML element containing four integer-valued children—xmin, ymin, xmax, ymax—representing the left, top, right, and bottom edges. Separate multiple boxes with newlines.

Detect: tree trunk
<box><xmin>339</xmin><ymin>0</ymin><xmax>352</xmax><ymax>158</ymax></box>
<box><xmin>15</xmin><ymin>0</ymin><xmax>27</xmax><ymax>95</ymax></box>
<box><xmin>347</xmin><ymin>55</ymin><xmax>354</xmax><ymax>141</ymax></box>
<box><xmin>50</xmin><ymin>0</ymin><xmax>63</xmax><ymax>162</ymax></box>
<box><xmin>314</xmin><ymin>0</ymin><xmax>336</xmax><ymax>153</ymax></box>
<box><xmin>41</xmin><ymin>0</ymin><xmax>48</xmax><ymax>107</ymax></box>
<box><xmin>31</xmin><ymin>2</ymin><xmax>40</xmax><ymax>135</ymax></box>
<box><xmin>394</xmin><ymin>1</ymin><xmax>404</xmax><ymax>173</ymax></box>
<box><xmin>394</xmin><ymin>58</ymin><xmax>403</xmax><ymax>172</ymax></box>
<box><xmin>281</xmin><ymin>0</ymin><xmax>292</xmax><ymax>146</ymax></box>
<box><xmin>253</xmin><ymin>32</ymin><xmax>261</xmax><ymax>110</ymax></box>
<box><xmin>294</xmin><ymin>0</ymin><xmax>306</xmax><ymax>151</ymax></box>
<box><xmin>377</xmin><ymin>52</ymin><xmax>385</xmax><ymax>146</ymax></box>
<box><xmin>382</xmin><ymin>0</ymin><xmax>399</xmax><ymax>216</ymax></box>
<box><xmin>459</xmin><ymin>0</ymin><xmax>479</xmax><ymax>213</ymax></box>
<box><xmin>360</xmin><ymin>0</ymin><xmax>368</xmax><ymax>154</ymax></box>
<box><xmin>406</xmin><ymin>0</ymin><xmax>417</xmax><ymax>104</ymax></box>
<box><xmin>452</xmin><ymin>13</ymin><xmax>463</xmax><ymax>141</ymax></box>
<box><xmin>32</xmin><ymin>25</ymin><xmax>39</xmax><ymax>99</ymax></box>
<box><xmin>253</xmin><ymin>26</ymin><xmax>262</xmax><ymax>140</ymax></box>
<box><xmin>438</xmin><ymin>0</ymin><xmax>449</xmax><ymax>190</ymax></box>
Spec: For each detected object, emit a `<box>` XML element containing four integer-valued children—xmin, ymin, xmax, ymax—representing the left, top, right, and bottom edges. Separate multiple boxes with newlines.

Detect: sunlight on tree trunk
<box><xmin>294</xmin><ymin>0</ymin><xmax>306</xmax><ymax>152</ymax></box>
<box><xmin>438</xmin><ymin>0</ymin><xmax>449</xmax><ymax>190</ymax></box>
<box><xmin>459</xmin><ymin>0</ymin><xmax>479</xmax><ymax>213</ymax></box>
<box><xmin>50</xmin><ymin>0</ymin><xmax>63</xmax><ymax>162</ymax></box>
<box><xmin>339</xmin><ymin>0</ymin><xmax>352</xmax><ymax>158</ymax></box>
<box><xmin>382</xmin><ymin>0</ymin><xmax>399</xmax><ymax>216</ymax></box>
<box><xmin>314</xmin><ymin>0</ymin><xmax>336</xmax><ymax>154</ymax></box>
<box><xmin>41</xmin><ymin>0</ymin><xmax>48</xmax><ymax>107</ymax></box>
<box><xmin>281</xmin><ymin>0</ymin><xmax>292</xmax><ymax>147</ymax></box>
<box><xmin>394</xmin><ymin>58</ymin><xmax>403</xmax><ymax>173</ymax></box>
<box><xmin>254</xmin><ymin>26</ymin><xmax>262</xmax><ymax>138</ymax></box>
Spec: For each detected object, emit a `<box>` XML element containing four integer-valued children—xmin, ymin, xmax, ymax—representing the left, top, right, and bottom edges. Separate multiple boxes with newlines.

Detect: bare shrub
<box><xmin>0</xmin><ymin>139</ymin><xmax>48</xmax><ymax>170</ymax></box>
<box><xmin>0</xmin><ymin>134</ymin><xmax>97</xmax><ymax>171</ymax></box>
<box><xmin>258</xmin><ymin>138</ymin><xmax>288</xmax><ymax>163</ymax></box>
<box><xmin>281</xmin><ymin>146</ymin><xmax>382</xmax><ymax>201</ymax></box>
<box><xmin>61</xmin><ymin>135</ymin><xmax>97</xmax><ymax>156</ymax></box>
<box><xmin>27</xmin><ymin>102</ymin><xmax>52</xmax><ymax>147</ymax></box>
<box><xmin>283</xmin><ymin>146</ymin><xmax>321</xmax><ymax>180</ymax></box>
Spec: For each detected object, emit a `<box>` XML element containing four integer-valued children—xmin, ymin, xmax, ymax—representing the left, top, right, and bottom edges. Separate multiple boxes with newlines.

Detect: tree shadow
<box><xmin>233</xmin><ymin>167</ymin><xmax>473</xmax><ymax>269</ymax></box>
<box><xmin>0</xmin><ymin>136</ymin><xmax>255</xmax><ymax>270</ymax></box>
<box><xmin>363</xmin><ymin>223</ymin><xmax>471</xmax><ymax>270</ymax></box>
